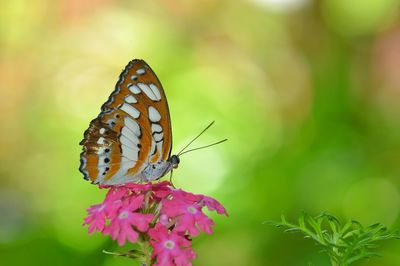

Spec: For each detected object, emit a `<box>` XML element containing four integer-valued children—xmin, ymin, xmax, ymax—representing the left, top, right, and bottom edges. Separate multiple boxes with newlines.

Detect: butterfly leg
<box><xmin>169</xmin><ymin>170</ymin><xmax>176</xmax><ymax>188</ymax></box>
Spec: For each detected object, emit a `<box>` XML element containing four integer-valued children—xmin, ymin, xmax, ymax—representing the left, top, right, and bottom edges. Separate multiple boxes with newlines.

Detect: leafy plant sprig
<box><xmin>268</xmin><ymin>212</ymin><xmax>400</xmax><ymax>266</ymax></box>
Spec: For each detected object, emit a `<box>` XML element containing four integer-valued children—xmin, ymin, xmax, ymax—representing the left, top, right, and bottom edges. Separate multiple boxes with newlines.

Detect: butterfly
<box><xmin>79</xmin><ymin>59</ymin><xmax>180</xmax><ymax>185</ymax></box>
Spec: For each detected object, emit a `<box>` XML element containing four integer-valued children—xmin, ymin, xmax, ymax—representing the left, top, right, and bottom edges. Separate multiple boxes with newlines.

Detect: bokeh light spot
<box><xmin>343</xmin><ymin>178</ymin><xmax>400</xmax><ymax>226</ymax></box>
<box><xmin>321</xmin><ymin>0</ymin><xmax>399</xmax><ymax>36</ymax></box>
<box><xmin>174</xmin><ymin>148</ymin><xmax>227</xmax><ymax>195</ymax></box>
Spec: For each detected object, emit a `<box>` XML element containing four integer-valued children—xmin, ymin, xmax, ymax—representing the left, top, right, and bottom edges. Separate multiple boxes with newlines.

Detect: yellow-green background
<box><xmin>1</xmin><ymin>0</ymin><xmax>400</xmax><ymax>265</ymax></box>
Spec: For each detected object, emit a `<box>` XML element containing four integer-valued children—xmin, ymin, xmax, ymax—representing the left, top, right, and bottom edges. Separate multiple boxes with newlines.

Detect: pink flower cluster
<box><xmin>84</xmin><ymin>181</ymin><xmax>227</xmax><ymax>266</ymax></box>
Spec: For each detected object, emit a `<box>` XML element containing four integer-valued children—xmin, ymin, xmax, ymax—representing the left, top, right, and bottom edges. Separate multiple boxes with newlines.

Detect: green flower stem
<box><xmin>330</xmin><ymin>259</ymin><xmax>339</xmax><ymax>266</ymax></box>
<box><xmin>138</xmin><ymin>234</ymin><xmax>152</xmax><ymax>266</ymax></box>
<box><xmin>140</xmin><ymin>191</ymin><xmax>153</xmax><ymax>265</ymax></box>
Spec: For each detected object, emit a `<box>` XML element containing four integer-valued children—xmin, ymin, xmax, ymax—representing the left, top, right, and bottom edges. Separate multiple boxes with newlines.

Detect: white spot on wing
<box><xmin>151</xmin><ymin>123</ymin><xmax>162</xmax><ymax>133</ymax></box>
<box><xmin>102</xmin><ymin>162</ymin><xmax>141</xmax><ymax>184</ymax></box>
<box><xmin>121</xmin><ymin>157</ymin><xmax>135</xmax><ymax>167</ymax></box>
<box><xmin>121</xmin><ymin>127</ymin><xmax>139</xmax><ymax>144</ymax></box>
<box><xmin>96</xmin><ymin>153</ymin><xmax>108</xmax><ymax>181</ymax></box>
<box><xmin>124</xmin><ymin>117</ymin><xmax>141</xmax><ymax>137</ymax></box>
<box><xmin>151</xmin><ymin>123</ymin><xmax>163</xmax><ymax>142</ymax></box>
<box><xmin>101</xmin><ymin>162</ymin><xmax>130</xmax><ymax>185</ymax></box>
<box><xmin>121</xmin><ymin>134</ymin><xmax>138</xmax><ymax>148</ymax></box>
<box><xmin>99</xmin><ymin>128</ymin><xmax>106</xmax><ymax>134</ymax></box>
<box><xmin>97</xmin><ymin>137</ymin><xmax>105</xmax><ymax>144</ymax></box>
<box><xmin>128</xmin><ymin>84</ymin><xmax>141</xmax><ymax>94</ymax></box>
<box><xmin>130</xmin><ymin>75</ymin><xmax>138</xmax><ymax>80</ymax></box>
<box><xmin>138</xmin><ymin>83</ymin><xmax>158</xmax><ymax>101</ymax></box>
<box><xmin>120</xmin><ymin>103</ymin><xmax>140</xmax><ymax>118</ymax></box>
<box><xmin>106</xmin><ymin>118</ymin><xmax>116</xmax><ymax>128</ymax></box>
<box><xmin>156</xmin><ymin>141</ymin><xmax>163</xmax><ymax>153</ymax></box>
<box><xmin>150</xmin><ymin>140</ymin><xmax>156</xmax><ymax>155</ymax></box>
<box><xmin>121</xmin><ymin>143</ymin><xmax>139</xmax><ymax>161</ymax></box>
<box><xmin>125</xmin><ymin>95</ymin><xmax>137</xmax><ymax>104</ymax></box>
<box><xmin>148</xmin><ymin>106</ymin><xmax>161</xmax><ymax>122</ymax></box>
<box><xmin>153</xmin><ymin>132</ymin><xmax>164</xmax><ymax>142</ymax></box>
<box><xmin>149</xmin><ymin>84</ymin><xmax>161</xmax><ymax>100</ymax></box>
<box><xmin>136</xmin><ymin>68</ymin><xmax>146</xmax><ymax>75</ymax></box>
<box><xmin>97</xmin><ymin>147</ymin><xmax>105</xmax><ymax>154</ymax></box>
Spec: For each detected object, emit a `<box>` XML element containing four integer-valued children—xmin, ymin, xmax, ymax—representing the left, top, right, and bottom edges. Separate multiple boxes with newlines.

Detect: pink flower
<box><xmin>149</xmin><ymin>224</ymin><xmax>196</xmax><ymax>266</ymax></box>
<box><xmin>170</xmin><ymin>189</ymin><xmax>203</xmax><ymax>203</ymax></box>
<box><xmin>170</xmin><ymin>189</ymin><xmax>228</xmax><ymax>215</ymax></box>
<box><xmin>202</xmin><ymin>195</ymin><xmax>228</xmax><ymax>216</ymax></box>
<box><xmin>84</xmin><ymin>203</ymin><xmax>108</xmax><ymax>233</ymax></box>
<box><xmin>83</xmin><ymin>187</ymin><xmax>127</xmax><ymax>233</ymax></box>
<box><xmin>104</xmin><ymin>186</ymin><xmax>129</xmax><ymax>202</ymax></box>
<box><xmin>162</xmin><ymin>197</ymin><xmax>214</xmax><ymax>236</ymax></box>
<box><xmin>83</xmin><ymin>181</ymin><xmax>227</xmax><ymax>265</ymax></box>
<box><xmin>103</xmin><ymin>194</ymin><xmax>154</xmax><ymax>245</ymax></box>
<box><xmin>124</xmin><ymin>180</ymin><xmax>172</xmax><ymax>195</ymax></box>
<box><xmin>159</xmin><ymin>214</ymin><xmax>170</xmax><ymax>226</ymax></box>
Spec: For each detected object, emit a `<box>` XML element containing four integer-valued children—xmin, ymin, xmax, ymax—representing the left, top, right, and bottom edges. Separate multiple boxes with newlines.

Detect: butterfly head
<box><xmin>169</xmin><ymin>154</ymin><xmax>180</xmax><ymax>169</ymax></box>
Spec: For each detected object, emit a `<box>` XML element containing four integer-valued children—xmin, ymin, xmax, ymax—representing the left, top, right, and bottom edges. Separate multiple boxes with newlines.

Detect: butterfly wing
<box><xmin>79</xmin><ymin>59</ymin><xmax>172</xmax><ymax>185</ymax></box>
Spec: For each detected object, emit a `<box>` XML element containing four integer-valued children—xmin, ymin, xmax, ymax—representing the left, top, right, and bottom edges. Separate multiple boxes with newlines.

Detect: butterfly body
<box><xmin>142</xmin><ymin>155</ymin><xmax>179</xmax><ymax>182</ymax></box>
<box><xmin>79</xmin><ymin>59</ymin><xmax>179</xmax><ymax>185</ymax></box>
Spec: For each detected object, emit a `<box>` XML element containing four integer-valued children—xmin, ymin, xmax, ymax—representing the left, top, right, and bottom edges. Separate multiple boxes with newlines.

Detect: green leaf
<box><xmin>299</xmin><ymin>212</ymin><xmax>306</xmax><ymax>229</ymax></box>
<box><xmin>103</xmin><ymin>249</ymin><xmax>145</xmax><ymax>259</ymax></box>
<box><xmin>268</xmin><ymin>211</ymin><xmax>400</xmax><ymax>266</ymax></box>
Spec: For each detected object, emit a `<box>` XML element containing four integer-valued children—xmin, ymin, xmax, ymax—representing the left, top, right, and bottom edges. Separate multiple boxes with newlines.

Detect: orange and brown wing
<box><xmin>79</xmin><ymin>59</ymin><xmax>172</xmax><ymax>184</ymax></box>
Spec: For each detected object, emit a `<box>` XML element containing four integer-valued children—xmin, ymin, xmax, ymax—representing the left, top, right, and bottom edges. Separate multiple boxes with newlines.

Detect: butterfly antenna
<box><xmin>178</xmin><ymin>138</ymin><xmax>228</xmax><ymax>156</ymax></box>
<box><xmin>177</xmin><ymin>121</ymin><xmax>215</xmax><ymax>156</ymax></box>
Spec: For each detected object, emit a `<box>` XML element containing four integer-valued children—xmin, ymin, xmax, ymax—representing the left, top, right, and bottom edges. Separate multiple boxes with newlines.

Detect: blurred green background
<box><xmin>1</xmin><ymin>0</ymin><xmax>400</xmax><ymax>265</ymax></box>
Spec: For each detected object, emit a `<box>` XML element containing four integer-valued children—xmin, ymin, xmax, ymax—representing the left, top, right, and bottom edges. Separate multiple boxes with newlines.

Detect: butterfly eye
<box><xmin>170</xmin><ymin>155</ymin><xmax>180</xmax><ymax>168</ymax></box>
